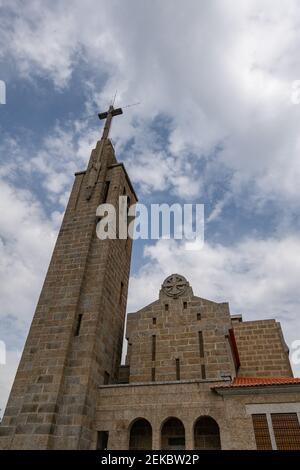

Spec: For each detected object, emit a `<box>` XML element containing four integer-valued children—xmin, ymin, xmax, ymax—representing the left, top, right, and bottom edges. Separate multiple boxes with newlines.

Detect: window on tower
<box><xmin>198</xmin><ymin>331</ymin><xmax>204</xmax><ymax>357</ymax></box>
<box><xmin>103</xmin><ymin>181</ymin><xmax>110</xmax><ymax>202</ymax></box>
<box><xmin>119</xmin><ymin>282</ymin><xmax>124</xmax><ymax>304</ymax></box>
<box><xmin>176</xmin><ymin>358</ymin><xmax>180</xmax><ymax>380</ymax></box>
<box><xmin>103</xmin><ymin>371</ymin><xmax>110</xmax><ymax>385</ymax></box>
<box><xmin>75</xmin><ymin>314</ymin><xmax>83</xmax><ymax>336</ymax></box>
<box><xmin>152</xmin><ymin>335</ymin><xmax>156</xmax><ymax>361</ymax></box>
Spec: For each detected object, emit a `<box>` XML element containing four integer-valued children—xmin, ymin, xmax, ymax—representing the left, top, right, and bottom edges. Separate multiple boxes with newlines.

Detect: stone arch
<box><xmin>161</xmin><ymin>417</ymin><xmax>186</xmax><ymax>450</ymax></box>
<box><xmin>129</xmin><ymin>418</ymin><xmax>152</xmax><ymax>450</ymax></box>
<box><xmin>194</xmin><ymin>415</ymin><xmax>221</xmax><ymax>450</ymax></box>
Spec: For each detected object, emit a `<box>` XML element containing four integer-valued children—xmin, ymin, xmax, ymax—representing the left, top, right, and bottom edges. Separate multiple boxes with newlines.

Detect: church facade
<box><xmin>99</xmin><ymin>273</ymin><xmax>300</xmax><ymax>450</ymax></box>
<box><xmin>0</xmin><ymin>107</ymin><xmax>300</xmax><ymax>450</ymax></box>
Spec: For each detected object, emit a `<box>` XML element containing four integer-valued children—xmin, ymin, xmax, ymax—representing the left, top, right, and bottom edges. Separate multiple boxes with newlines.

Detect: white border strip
<box><xmin>245</xmin><ymin>403</ymin><xmax>300</xmax><ymax>414</ymax></box>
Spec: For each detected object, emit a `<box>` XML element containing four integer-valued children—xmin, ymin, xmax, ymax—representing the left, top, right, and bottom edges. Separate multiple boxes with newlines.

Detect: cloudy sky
<box><xmin>1</xmin><ymin>0</ymin><xmax>300</xmax><ymax>414</ymax></box>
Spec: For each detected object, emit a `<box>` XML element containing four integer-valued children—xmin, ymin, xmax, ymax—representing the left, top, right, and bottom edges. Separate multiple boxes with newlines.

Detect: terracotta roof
<box><xmin>214</xmin><ymin>376</ymin><xmax>300</xmax><ymax>389</ymax></box>
<box><xmin>233</xmin><ymin>377</ymin><xmax>300</xmax><ymax>387</ymax></box>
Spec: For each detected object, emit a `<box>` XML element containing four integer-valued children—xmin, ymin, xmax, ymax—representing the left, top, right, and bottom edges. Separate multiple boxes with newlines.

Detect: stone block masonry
<box><xmin>0</xmin><ymin>138</ymin><xmax>137</xmax><ymax>450</ymax></box>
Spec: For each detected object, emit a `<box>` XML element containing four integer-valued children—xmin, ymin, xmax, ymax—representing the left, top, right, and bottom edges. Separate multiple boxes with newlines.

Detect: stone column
<box><xmin>152</xmin><ymin>423</ymin><xmax>161</xmax><ymax>450</ymax></box>
<box><xmin>185</xmin><ymin>421</ymin><xmax>194</xmax><ymax>450</ymax></box>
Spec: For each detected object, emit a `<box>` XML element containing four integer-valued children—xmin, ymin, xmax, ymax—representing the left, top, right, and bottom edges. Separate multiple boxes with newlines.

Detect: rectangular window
<box><xmin>152</xmin><ymin>335</ymin><xmax>156</xmax><ymax>361</ymax></box>
<box><xmin>165</xmin><ymin>304</ymin><xmax>169</xmax><ymax>311</ymax></box>
<box><xmin>75</xmin><ymin>314</ymin><xmax>83</xmax><ymax>336</ymax></box>
<box><xmin>119</xmin><ymin>282</ymin><xmax>124</xmax><ymax>305</ymax></box>
<box><xmin>271</xmin><ymin>413</ymin><xmax>300</xmax><ymax>450</ymax></box>
<box><xmin>97</xmin><ymin>431</ymin><xmax>109</xmax><ymax>450</ymax></box>
<box><xmin>197</xmin><ymin>313</ymin><xmax>201</xmax><ymax>321</ymax></box>
<box><xmin>252</xmin><ymin>414</ymin><xmax>272</xmax><ymax>450</ymax></box>
<box><xmin>183</xmin><ymin>301</ymin><xmax>187</xmax><ymax>309</ymax></box>
<box><xmin>123</xmin><ymin>188</ymin><xmax>131</xmax><ymax>217</ymax></box>
<box><xmin>151</xmin><ymin>367</ymin><xmax>156</xmax><ymax>382</ymax></box>
<box><xmin>198</xmin><ymin>331</ymin><xmax>204</xmax><ymax>357</ymax></box>
<box><xmin>103</xmin><ymin>181</ymin><xmax>110</xmax><ymax>202</ymax></box>
<box><xmin>201</xmin><ymin>364</ymin><xmax>206</xmax><ymax>379</ymax></box>
<box><xmin>176</xmin><ymin>358</ymin><xmax>180</xmax><ymax>380</ymax></box>
<box><xmin>103</xmin><ymin>371</ymin><xmax>110</xmax><ymax>385</ymax></box>
<box><xmin>153</xmin><ymin>317</ymin><xmax>156</xmax><ymax>325</ymax></box>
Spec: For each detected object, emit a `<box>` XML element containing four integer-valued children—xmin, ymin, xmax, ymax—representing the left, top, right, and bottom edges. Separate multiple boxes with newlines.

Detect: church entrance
<box><xmin>194</xmin><ymin>416</ymin><xmax>221</xmax><ymax>450</ymax></box>
<box><xmin>161</xmin><ymin>418</ymin><xmax>186</xmax><ymax>450</ymax></box>
<box><xmin>129</xmin><ymin>418</ymin><xmax>152</xmax><ymax>450</ymax></box>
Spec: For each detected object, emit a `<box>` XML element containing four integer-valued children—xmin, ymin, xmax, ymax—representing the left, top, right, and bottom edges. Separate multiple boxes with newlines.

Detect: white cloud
<box><xmin>1</xmin><ymin>0</ymin><xmax>300</xmax><ymax>203</ymax></box>
<box><xmin>0</xmin><ymin>179</ymin><xmax>59</xmax><ymax>416</ymax></box>
<box><xmin>0</xmin><ymin>180</ymin><xmax>57</xmax><ymax>324</ymax></box>
<box><xmin>0</xmin><ymin>350</ymin><xmax>21</xmax><ymax>418</ymax></box>
<box><xmin>207</xmin><ymin>194</ymin><xmax>232</xmax><ymax>223</ymax></box>
<box><xmin>0</xmin><ymin>123</ymin><xmax>100</xmax><ymax>205</ymax></box>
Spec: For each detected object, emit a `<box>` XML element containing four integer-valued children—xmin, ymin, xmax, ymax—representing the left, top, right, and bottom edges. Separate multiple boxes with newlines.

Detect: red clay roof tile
<box><xmin>213</xmin><ymin>376</ymin><xmax>300</xmax><ymax>389</ymax></box>
<box><xmin>232</xmin><ymin>377</ymin><xmax>300</xmax><ymax>386</ymax></box>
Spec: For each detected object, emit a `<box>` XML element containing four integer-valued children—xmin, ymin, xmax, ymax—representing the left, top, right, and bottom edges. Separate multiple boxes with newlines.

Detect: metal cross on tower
<box><xmin>98</xmin><ymin>105</ymin><xmax>123</xmax><ymax>140</ymax></box>
<box><xmin>85</xmin><ymin>105</ymin><xmax>123</xmax><ymax>201</ymax></box>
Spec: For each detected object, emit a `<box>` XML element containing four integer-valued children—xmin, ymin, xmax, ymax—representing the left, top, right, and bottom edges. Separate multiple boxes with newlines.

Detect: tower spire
<box><xmin>85</xmin><ymin>105</ymin><xmax>123</xmax><ymax>200</ymax></box>
<box><xmin>0</xmin><ymin>100</ymin><xmax>137</xmax><ymax>451</ymax></box>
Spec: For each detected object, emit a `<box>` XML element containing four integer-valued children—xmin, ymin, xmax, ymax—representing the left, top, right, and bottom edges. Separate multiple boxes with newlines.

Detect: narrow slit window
<box><xmin>151</xmin><ymin>367</ymin><xmax>156</xmax><ymax>382</ymax></box>
<box><xmin>153</xmin><ymin>317</ymin><xmax>156</xmax><ymax>325</ymax></box>
<box><xmin>183</xmin><ymin>301</ymin><xmax>187</xmax><ymax>309</ymax></box>
<box><xmin>97</xmin><ymin>431</ymin><xmax>109</xmax><ymax>450</ymax></box>
<box><xmin>75</xmin><ymin>314</ymin><xmax>83</xmax><ymax>336</ymax></box>
<box><xmin>119</xmin><ymin>282</ymin><xmax>124</xmax><ymax>305</ymax></box>
<box><xmin>176</xmin><ymin>358</ymin><xmax>180</xmax><ymax>380</ymax></box>
<box><xmin>197</xmin><ymin>313</ymin><xmax>201</xmax><ymax>321</ymax></box>
<box><xmin>103</xmin><ymin>181</ymin><xmax>110</xmax><ymax>202</ymax></box>
<box><xmin>103</xmin><ymin>371</ymin><xmax>110</xmax><ymax>385</ymax></box>
<box><xmin>201</xmin><ymin>364</ymin><xmax>206</xmax><ymax>379</ymax></box>
<box><xmin>165</xmin><ymin>304</ymin><xmax>169</xmax><ymax>311</ymax></box>
<box><xmin>198</xmin><ymin>331</ymin><xmax>204</xmax><ymax>357</ymax></box>
<box><xmin>152</xmin><ymin>335</ymin><xmax>156</xmax><ymax>361</ymax></box>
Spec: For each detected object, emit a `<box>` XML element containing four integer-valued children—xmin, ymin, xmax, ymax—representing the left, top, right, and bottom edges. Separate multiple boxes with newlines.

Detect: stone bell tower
<box><xmin>0</xmin><ymin>106</ymin><xmax>137</xmax><ymax>449</ymax></box>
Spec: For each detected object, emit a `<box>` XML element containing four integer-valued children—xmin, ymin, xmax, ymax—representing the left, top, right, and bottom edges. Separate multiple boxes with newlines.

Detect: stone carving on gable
<box><xmin>162</xmin><ymin>274</ymin><xmax>188</xmax><ymax>298</ymax></box>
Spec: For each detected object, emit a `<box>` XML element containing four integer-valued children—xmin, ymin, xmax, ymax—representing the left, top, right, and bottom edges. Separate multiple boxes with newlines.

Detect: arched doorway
<box><xmin>129</xmin><ymin>418</ymin><xmax>152</xmax><ymax>450</ymax></box>
<box><xmin>161</xmin><ymin>417</ymin><xmax>185</xmax><ymax>450</ymax></box>
<box><xmin>194</xmin><ymin>416</ymin><xmax>221</xmax><ymax>450</ymax></box>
